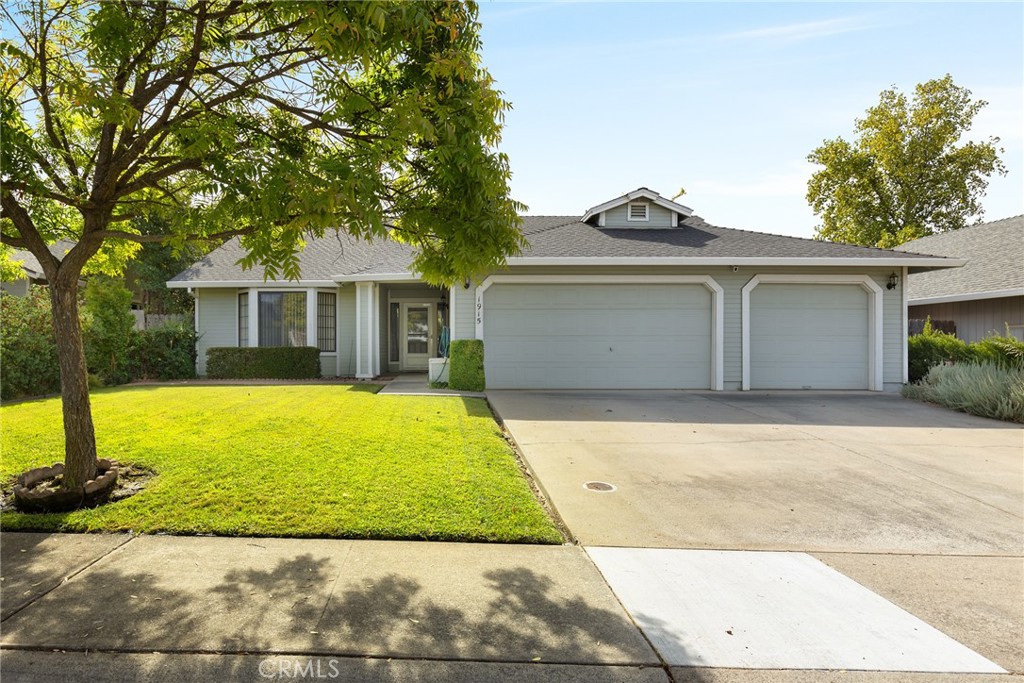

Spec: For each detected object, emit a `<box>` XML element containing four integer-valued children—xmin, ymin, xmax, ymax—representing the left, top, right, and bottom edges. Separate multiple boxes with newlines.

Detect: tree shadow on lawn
<box><xmin>1</xmin><ymin>548</ymin><xmax>706</xmax><ymax>681</ymax></box>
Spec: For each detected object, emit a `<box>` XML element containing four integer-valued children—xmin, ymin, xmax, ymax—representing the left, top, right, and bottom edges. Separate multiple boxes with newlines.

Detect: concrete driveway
<box><xmin>487</xmin><ymin>390</ymin><xmax>1024</xmax><ymax>675</ymax></box>
<box><xmin>487</xmin><ymin>391</ymin><xmax>1022</xmax><ymax>554</ymax></box>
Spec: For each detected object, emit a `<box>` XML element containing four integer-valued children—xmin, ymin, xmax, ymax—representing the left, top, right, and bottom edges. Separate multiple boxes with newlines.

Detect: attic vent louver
<box><xmin>627</xmin><ymin>202</ymin><xmax>649</xmax><ymax>222</ymax></box>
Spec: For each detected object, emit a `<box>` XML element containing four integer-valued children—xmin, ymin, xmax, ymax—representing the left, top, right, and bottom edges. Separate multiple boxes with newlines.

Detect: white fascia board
<box><xmin>165</xmin><ymin>279</ymin><xmax>334</xmax><ymax>289</ymax></box>
<box><xmin>581</xmin><ymin>189</ymin><xmax>694</xmax><ymax>223</ymax></box>
<box><xmin>332</xmin><ymin>272</ymin><xmax>420</xmax><ymax>283</ymax></box>
<box><xmin>505</xmin><ymin>257</ymin><xmax>966</xmax><ymax>268</ymax></box>
<box><xmin>907</xmin><ymin>288</ymin><xmax>1024</xmax><ymax>306</ymax></box>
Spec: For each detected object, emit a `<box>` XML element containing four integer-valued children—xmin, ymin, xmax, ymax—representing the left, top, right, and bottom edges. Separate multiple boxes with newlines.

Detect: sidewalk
<box><xmin>1</xmin><ymin>533</ymin><xmax>1015</xmax><ymax>682</ymax></box>
<box><xmin>1</xmin><ymin>533</ymin><xmax>662</xmax><ymax>682</ymax></box>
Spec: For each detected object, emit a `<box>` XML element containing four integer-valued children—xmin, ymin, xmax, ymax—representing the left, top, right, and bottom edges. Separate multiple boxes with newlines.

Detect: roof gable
<box><xmin>581</xmin><ymin>188</ymin><xmax>694</xmax><ymax>226</ymax></box>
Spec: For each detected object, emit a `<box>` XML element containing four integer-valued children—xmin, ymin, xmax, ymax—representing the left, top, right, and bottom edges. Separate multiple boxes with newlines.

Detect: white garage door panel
<box><xmin>484</xmin><ymin>284</ymin><xmax>712</xmax><ymax>389</ymax></box>
<box><xmin>750</xmin><ymin>284</ymin><xmax>869</xmax><ymax>390</ymax></box>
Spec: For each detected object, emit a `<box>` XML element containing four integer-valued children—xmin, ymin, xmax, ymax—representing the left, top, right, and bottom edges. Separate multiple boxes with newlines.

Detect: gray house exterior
<box><xmin>896</xmin><ymin>216</ymin><xmax>1024</xmax><ymax>342</ymax></box>
<box><xmin>169</xmin><ymin>188</ymin><xmax>961</xmax><ymax>391</ymax></box>
<box><xmin>1</xmin><ymin>240</ymin><xmax>78</xmax><ymax>296</ymax></box>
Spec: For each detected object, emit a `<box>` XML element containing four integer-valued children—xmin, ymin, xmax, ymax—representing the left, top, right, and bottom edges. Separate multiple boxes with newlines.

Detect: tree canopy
<box><xmin>806</xmin><ymin>75</ymin><xmax>1006</xmax><ymax>248</ymax></box>
<box><xmin>1</xmin><ymin>0</ymin><xmax>524</xmax><ymax>285</ymax></box>
<box><xmin>0</xmin><ymin>0</ymin><xmax>524</xmax><ymax>490</ymax></box>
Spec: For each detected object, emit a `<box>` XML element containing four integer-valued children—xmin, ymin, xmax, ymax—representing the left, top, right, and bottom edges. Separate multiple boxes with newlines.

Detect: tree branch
<box><xmin>34</xmin><ymin>0</ymin><xmax>82</xmax><ymax>187</ymax></box>
<box><xmin>0</xmin><ymin>232</ymin><xmax>30</xmax><ymax>249</ymax></box>
<box><xmin>0</xmin><ymin>190</ymin><xmax>59</xmax><ymax>279</ymax></box>
<box><xmin>116</xmin><ymin>158</ymin><xmax>203</xmax><ymax>197</ymax></box>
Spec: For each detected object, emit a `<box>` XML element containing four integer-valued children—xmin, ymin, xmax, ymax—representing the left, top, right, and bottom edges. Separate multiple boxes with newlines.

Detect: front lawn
<box><xmin>0</xmin><ymin>385</ymin><xmax>562</xmax><ymax>543</ymax></box>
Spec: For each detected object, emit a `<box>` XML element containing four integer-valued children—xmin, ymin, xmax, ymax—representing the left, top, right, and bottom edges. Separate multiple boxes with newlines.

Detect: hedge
<box><xmin>448</xmin><ymin>339</ymin><xmax>485</xmax><ymax>392</ymax></box>
<box><xmin>206</xmin><ymin>346</ymin><xmax>321</xmax><ymax>379</ymax></box>
<box><xmin>82</xmin><ymin>276</ymin><xmax>136</xmax><ymax>386</ymax></box>
<box><xmin>0</xmin><ymin>288</ymin><xmax>61</xmax><ymax>401</ymax></box>
<box><xmin>908</xmin><ymin>320</ymin><xmax>1024</xmax><ymax>382</ymax></box>
<box><xmin>130</xmin><ymin>321</ymin><xmax>197</xmax><ymax>381</ymax></box>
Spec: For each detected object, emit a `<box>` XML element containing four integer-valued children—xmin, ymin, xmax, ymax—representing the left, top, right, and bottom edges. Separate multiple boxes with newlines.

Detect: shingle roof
<box><xmin>169</xmin><ymin>215</ymin><xmax>953</xmax><ymax>284</ymax></box>
<box><xmin>8</xmin><ymin>240</ymin><xmax>78</xmax><ymax>280</ymax></box>
<box><xmin>894</xmin><ymin>216</ymin><xmax>1024</xmax><ymax>300</ymax></box>
<box><xmin>168</xmin><ymin>232</ymin><xmax>415</xmax><ymax>283</ymax></box>
<box><xmin>518</xmin><ymin>215</ymin><xmax>945</xmax><ymax>259</ymax></box>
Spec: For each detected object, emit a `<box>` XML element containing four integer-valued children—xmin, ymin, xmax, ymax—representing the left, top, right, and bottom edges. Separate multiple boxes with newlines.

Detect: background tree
<box><xmin>0</xmin><ymin>0</ymin><xmax>524</xmax><ymax>489</ymax></box>
<box><xmin>125</xmin><ymin>215</ymin><xmax>209</xmax><ymax>315</ymax></box>
<box><xmin>807</xmin><ymin>75</ymin><xmax>1006</xmax><ymax>248</ymax></box>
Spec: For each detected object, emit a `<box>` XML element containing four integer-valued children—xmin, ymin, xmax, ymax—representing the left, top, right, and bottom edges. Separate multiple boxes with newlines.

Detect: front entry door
<box><xmin>400</xmin><ymin>303</ymin><xmax>434</xmax><ymax>371</ymax></box>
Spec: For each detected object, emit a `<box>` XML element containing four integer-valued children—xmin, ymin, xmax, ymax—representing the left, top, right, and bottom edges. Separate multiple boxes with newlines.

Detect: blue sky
<box><xmin>476</xmin><ymin>2</ymin><xmax>1024</xmax><ymax>238</ymax></box>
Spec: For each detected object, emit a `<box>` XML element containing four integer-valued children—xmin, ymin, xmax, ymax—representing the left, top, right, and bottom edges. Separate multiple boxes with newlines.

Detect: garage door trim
<box><xmin>741</xmin><ymin>274</ymin><xmax>883</xmax><ymax>391</ymax></box>
<box><xmin>476</xmin><ymin>274</ymin><xmax>724</xmax><ymax>390</ymax></box>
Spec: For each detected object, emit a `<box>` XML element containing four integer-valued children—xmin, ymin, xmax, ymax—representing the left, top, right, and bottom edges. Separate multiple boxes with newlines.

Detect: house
<box><xmin>168</xmin><ymin>188</ymin><xmax>961</xmax><ymax>391</ymax></box>
<box><xmin>894</xmin><ymin>216</ymin><xmax>1024</xmax><ymax>342</ymax></box>
<box><xmin>1</xmin><ymin>240</ymin><xmax>78</xmax><ymax>296</ymax></box>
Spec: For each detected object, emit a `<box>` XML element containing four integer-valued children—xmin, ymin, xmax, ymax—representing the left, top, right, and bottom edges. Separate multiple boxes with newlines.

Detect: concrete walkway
<box><xmin>377</xmin><ymin>373</ymin><xmax>486</xmax><ymax>398</ymax></box>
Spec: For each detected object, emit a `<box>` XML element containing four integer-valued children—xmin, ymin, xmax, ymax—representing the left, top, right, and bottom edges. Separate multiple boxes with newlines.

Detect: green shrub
<box><xmin>903</xmin><ymin>363</ymin><xmax>1024</xmax><ymax>423</ymax></box>
<box><xmin>907</xmin><ymin>319</ymin><xmax>973</xmax><ymax>382</ymax></box>
<box><xmin>206</xmin><ymin>346</ymin><xmax>321</xmax><ymax>379</ymax></box>
<box><xmin>130</xmin><ymin>321</ymin><xmax>197</xmax><ymax>380</ymax></box>
<box><xmin>971</xmin><ymin>333</ymin><xmax>1024</xmax><ymax>370</ymax></box>
<box><xmin>82</xmin><ymin>276</ymin><xmax>136</xmax><ymax>385</ymax></box>
<box><xmin>908</xmin><ymin>319</ymin><xmax>1024</xmax><ymax>382</ymax></box>
<box><xmin>449</xmin><ymin>339</ymin><xmax>485</xmax><ymax>392</ymax></box>
<box><xmin>0</xmin><ymin>288</ymin><xmax>61</xmax><ymax>400</ymax></box>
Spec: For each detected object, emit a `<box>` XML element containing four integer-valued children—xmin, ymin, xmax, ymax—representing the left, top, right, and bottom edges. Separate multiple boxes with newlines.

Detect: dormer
<box><xmin>582</xmin><ymin>187</ymin><xmax>694</xmax><ymax>229</ymax></box>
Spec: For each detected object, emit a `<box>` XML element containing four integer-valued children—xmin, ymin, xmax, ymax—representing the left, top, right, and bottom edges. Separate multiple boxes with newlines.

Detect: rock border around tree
<box><xmin>13</xmin><ymin>459</ymin><xmax>119</xmax><ymax>513</ymax></box>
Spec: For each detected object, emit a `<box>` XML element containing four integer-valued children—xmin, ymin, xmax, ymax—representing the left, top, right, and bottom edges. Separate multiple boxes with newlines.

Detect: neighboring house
<box><xmin>895</xmin><ymin>216</ymin><xmax>1024</xmax><ymax>342</ymax></box>
<box><xmin>168</xmin><ymin>187</ymin><xmax>961</xmax><ymax>391</ymax></box>
<box><xmin>1</xmin><ymin>240</ymin><xmax>78</xmax><ymax>296</ymax></box>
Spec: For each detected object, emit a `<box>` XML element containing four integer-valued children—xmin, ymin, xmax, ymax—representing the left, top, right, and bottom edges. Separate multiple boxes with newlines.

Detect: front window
<box><xmin>317</xmin><ymin>292</ymin><xmax>336</xmax><ymax>352</ymax></box>
<box><xmin>389</xmin><ymin>302</ymin><xmax>400</xmax><ymax>362</ymax></box>
<box><xmin>258</xmin><ymin>292</ymin><xmax>307</xmax><ymax>347</ymax></box>
<box><xmin>238</xmin><ymin>292</ymin><xmax>248</xmax><ymax>347</ymax></box>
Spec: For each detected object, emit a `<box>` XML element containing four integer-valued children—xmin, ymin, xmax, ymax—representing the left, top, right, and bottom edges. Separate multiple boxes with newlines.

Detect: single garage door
<box><xmin>483</xmin><ymin>283</ymin><xmax>712</xmax><ymax>389</ymax></box>
<box><xmin>749</xmin><ymin>283</ymin><xmax>869</xmax><ymax>389</ymax></box>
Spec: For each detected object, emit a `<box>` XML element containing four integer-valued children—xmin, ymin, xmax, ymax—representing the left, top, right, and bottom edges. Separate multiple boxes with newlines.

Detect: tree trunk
<box><xmin>48</xmin><ymin>278</ymin><xmax>99</xmax><ymax>489</ymax></box>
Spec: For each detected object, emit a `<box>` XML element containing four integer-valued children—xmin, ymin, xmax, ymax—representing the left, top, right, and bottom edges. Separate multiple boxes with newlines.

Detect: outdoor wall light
<box><xmin>887</xmin><ymin>272</ymin><xmax>899</xmax><ymax>290</ymax></box>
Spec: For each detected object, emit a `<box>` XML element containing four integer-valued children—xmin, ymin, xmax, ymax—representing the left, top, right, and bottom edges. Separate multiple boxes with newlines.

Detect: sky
<box><xmin>476</xmin><ymin>1</ymin><xmax>1024</xmax><ymax>238</ymax></box>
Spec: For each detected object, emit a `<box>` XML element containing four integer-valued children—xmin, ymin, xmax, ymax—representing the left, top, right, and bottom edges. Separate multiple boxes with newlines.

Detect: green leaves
<box><xmin>3</xmin><ymin>0</ymin><xmax>521</xmax><ymax>285</ymax></box>
<box><xmin>807</xmin><ymin>75</ymin><xmax>1007</xmax><ymax>247</ymax></box>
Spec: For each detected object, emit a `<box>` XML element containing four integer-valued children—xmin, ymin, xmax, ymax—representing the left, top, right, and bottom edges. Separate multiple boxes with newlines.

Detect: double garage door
<box><xmin>481</xmin><ymin>281</ymin><xmax>872</xmax><ymax>391</ymax></box>
<box><xmin>483</xmin><ymin>283</ymin><xmax>712</xmax><ymax>389</ymax></box>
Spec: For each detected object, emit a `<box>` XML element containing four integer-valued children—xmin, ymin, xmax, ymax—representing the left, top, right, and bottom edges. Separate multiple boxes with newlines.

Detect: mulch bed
<box><xmin>1</xmin><ymin>464</ymin><xmax>156</xmax><ymax>513</ymax></box>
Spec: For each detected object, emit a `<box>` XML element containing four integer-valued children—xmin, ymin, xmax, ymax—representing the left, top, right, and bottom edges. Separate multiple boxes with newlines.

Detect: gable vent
<box><xmin>627</xmin><ymin>202</ymin><xmax>649</xmax><ymax>221</ymax></box>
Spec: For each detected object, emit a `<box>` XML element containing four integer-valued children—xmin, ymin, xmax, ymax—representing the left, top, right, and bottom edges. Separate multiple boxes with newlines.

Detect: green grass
<box><xmin>0</xmin><ymin>385</ymin><xmax>562</xmax><ymax>543</ymax></box>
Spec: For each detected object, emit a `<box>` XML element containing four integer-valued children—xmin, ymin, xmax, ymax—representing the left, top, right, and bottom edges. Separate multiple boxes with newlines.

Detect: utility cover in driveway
<box><xmin>586</xmin><ymin>547</ymin><xmax>1005</xmax><ymax>673</ymax></box>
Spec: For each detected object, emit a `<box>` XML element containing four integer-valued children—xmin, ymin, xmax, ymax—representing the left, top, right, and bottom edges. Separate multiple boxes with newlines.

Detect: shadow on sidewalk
<box><xmin>2</xmin><ymin>548</ymin><xmax>708</xmax><ymax>681</ymax></box>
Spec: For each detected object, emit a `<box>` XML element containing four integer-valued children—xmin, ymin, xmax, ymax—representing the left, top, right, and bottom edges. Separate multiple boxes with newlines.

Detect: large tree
<box><xmin>0</xmin><ymin>0</ymin><xmax>524</xmax><ymax>489</ymax></box>
<box><xmin>806</xmin><ymin>75</ymin><xmax>1006</xmax><ymax>248</ymax></box>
